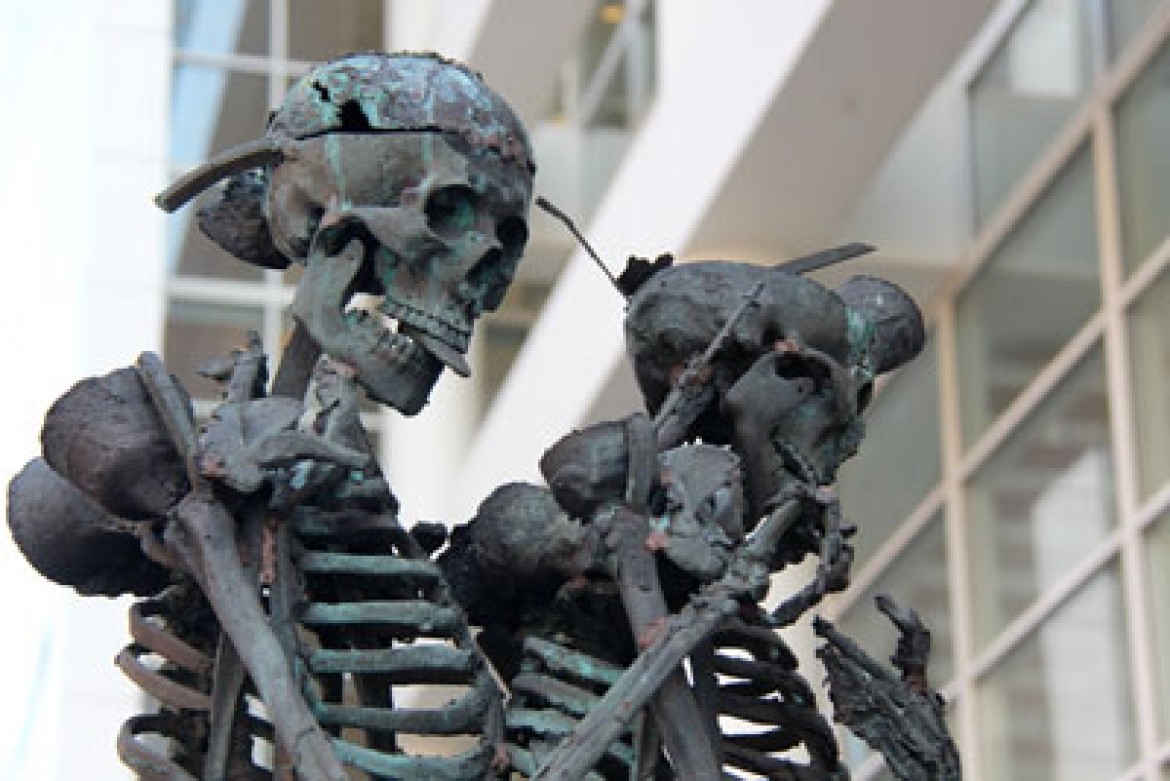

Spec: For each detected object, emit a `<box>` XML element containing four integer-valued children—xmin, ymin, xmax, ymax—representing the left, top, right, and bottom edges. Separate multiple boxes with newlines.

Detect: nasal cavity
<box><xmin>466</xmin><ymin>247</ymin><xmax>503</xmax><ymax>289</ymax></box>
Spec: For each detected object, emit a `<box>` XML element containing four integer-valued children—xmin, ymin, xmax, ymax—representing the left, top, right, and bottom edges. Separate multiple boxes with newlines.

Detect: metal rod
<box><xmin>774</xmin><ymin>242</ymin><xmax>874</xmax><ymax>275</ymax></box>
<box><xmin>535</xmin><ymin>196</ymin><xmax>625</xmax><ymax>297</ymax></box>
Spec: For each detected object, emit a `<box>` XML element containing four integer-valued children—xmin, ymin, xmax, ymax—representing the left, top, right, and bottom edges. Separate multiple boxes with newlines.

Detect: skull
<box><xmin>276</xmin><ymin>130</ymin><xmax>531</xmax><ymax>412</ymax></box>
<box><xmin>165</xmin><ymin>53</ymin><xmax>535</xmax><ymax>414</ymax></box>
<box><xmin>269</xmin><ymin>54</ymin><xmax>534</xmax><ymax>413</ymax></box>
<box><xmin>624</xmin><ymin>261</ymin><xmax>923</xmax><ymax>513</ymax></box>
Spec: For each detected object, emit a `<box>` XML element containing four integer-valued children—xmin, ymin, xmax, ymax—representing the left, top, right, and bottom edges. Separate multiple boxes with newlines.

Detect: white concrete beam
<box><xmin>450</xmin><ymin>0</ymin><xmax>1002</xmax><ymax>522</ymax></box>
<box><xmin>389</xmin><ymin>0</ymin><xmax>491</xmax><ymax>62</ymax></box>
<box><xmin>448</xmin><ymin>1</ymin><xmax>834</xmax><ymax>520</ymax></box>
<box><xmin>0</xmin><ymin>2</ymin><xmax>169</xmax><ymax>779</ymax></box>
<box><xmin>688</xmin><ymin>0</ymin><xmax>998</xmax><ymax>260</ymax></box>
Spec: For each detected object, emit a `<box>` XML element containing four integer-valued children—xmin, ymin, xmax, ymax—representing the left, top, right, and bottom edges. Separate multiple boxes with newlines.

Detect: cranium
<box><xmin>277</xmin><ymin>130</ymin><xmax>531</xmax><ymax>412</ymax></box>
<box><xmin>162</xmin><ymin>52</ymin><xmax>535</xmax><ymax>414</ymax></box>
<box><xmin>625</xmin><ymin>261</ymin><xmax>924</xmax><ymax>512</ymax></box>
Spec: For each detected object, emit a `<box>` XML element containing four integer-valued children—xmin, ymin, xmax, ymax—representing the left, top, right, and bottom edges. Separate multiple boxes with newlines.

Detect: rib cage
<box><xmin>288</xmin><ymin>507</ymin><xmax>501</xmax><ymax>779</ymax></box>
<box><xmin>116</xmin><ymin>595</ymin><xmax>211</xmax><ymax>781</ymax></box>
<box><xmin>115</xmin><ymin>509</ymin><xmax>502</xmax><ymax>780</ymax></box>
<box><xmin>710</xmin><ymin>616</ymin><xmax>843</xmax><ymax>780</ymax></box>
<box><xmin>116</xmin><ymin>586</ymin><xmax>274</xmax><ymax>781</ymax></box>
<box><xmin>503</xmin><ymin>636</ymin><xmax>639</xmax><ymax>781</ymax></box>
<box><xmin>498</xmin><ymin>612</ymin><xmax>846</xmax><ymax>780</ymax></box>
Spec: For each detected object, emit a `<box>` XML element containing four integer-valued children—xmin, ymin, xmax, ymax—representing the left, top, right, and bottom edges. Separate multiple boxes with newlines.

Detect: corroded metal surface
<box><xmin>817</xmin><ymin>600</ymin><xmax>960</xmax><ymax>781</ymax></box>
<box><xmin>269</xmin><ymin>52</ymin><xmax>534</xmax><ymax>175</ymax></box>
<box><xmin>5</xmin><ymin>45</ymin><xmax>960</xmax><ymax>781</ymax></box>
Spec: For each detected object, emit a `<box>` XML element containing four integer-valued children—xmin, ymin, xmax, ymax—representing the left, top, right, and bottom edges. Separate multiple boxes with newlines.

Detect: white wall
<box><xmin>0</xmin><ymin>2</ymin><xmax>170</xmax><ymax>778</ymax></box>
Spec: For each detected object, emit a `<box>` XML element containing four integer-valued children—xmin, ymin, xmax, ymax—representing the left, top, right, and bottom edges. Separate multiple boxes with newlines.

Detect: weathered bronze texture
<box><xmin>817</xmin><ymin>598</ymin><xmax>961</xmax><ymax>781</ymax></box>
<box><xmin>6</xmin><ymin>48</ymin><xmax>958</xmax><ymax>781</ymax></box>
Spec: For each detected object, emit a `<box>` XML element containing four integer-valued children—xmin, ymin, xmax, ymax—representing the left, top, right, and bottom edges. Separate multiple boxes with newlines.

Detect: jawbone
<box><xmin>289</xmin><ymin>238</ymin><xmax>443</xmax><ymax>415</ymax></box>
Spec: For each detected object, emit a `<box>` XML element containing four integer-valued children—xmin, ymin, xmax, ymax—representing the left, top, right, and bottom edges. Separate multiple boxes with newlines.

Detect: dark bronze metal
<box><xmin>6</xmin><ymin>47</ymin><xmax>959</xmax><ymax>781</ymax></box>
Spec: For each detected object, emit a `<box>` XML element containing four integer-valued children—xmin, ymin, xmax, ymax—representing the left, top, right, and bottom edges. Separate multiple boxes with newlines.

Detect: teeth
<box><xmin>341</xmin><ymin>302</ymin><xmax>470</xmax><ymax>378</ymax></box>
<box><xmin>401</xmin><ymin>324</ymin><xmax>470</xmax><ymax>377</ymax></box>
<box><xmin>379</xmin><ymin>297</ymin><xmax>469</xmax><ymax>354</ymax></box>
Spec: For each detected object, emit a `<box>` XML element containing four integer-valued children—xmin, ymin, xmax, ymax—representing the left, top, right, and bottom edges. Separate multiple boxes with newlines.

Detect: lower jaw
<box><xmin>336</xmin><ymin>312</ymin><xmax>444</xmax><ymax>415</ymax></box>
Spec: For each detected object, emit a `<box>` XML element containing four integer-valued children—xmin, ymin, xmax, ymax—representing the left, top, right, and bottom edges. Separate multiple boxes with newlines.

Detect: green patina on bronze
<box><xmin>5</xmin><ymin>44</ymin><xmax>960</xmax><ymax>781</ymax></box>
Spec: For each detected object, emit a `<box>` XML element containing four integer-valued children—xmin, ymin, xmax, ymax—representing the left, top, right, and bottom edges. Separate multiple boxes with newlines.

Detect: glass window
<box><xmin>1128</xmin><ymin>269</ymin><xmax>1170</xmax><ymax>499</ymax></box>
<box><xmin>174</xmin><ymin>0</ymin><xmax>269</xmax><ymax>56</ymax></box>
<box><xmin>1108</xmin><ymin>0</ymin><xmax>1163</xmax><ymax>61</ymax></box>
<box><xmin>630</xmin><ymin>1</ymin><xmax>656</xmax><ymax>120</ymax></box>
<box><xmin>976</xmin><ymin>562</ymin><xmax>1137</xmax><ymax>780</ymax></box>
<box><xmin>1115</xmin><ymin>39</ymin><xmax>1170</xmax><ymax>275</ymax></box>
<box><xmin>1145</xmin><ymin>510</ymin><xmax>1170</xmax><ymax>737</ymax></box>
<box><xmin>289</xmin><ymin>0</ymin><xmax>383</xmax><ymax>63</ymax></box>
<box><xmin>588</xmin><ymin>48</ymin><xmax>631</xmax><ymax>129</ymax></box>
<box><xmin>837</xmin><ymin>340</ymin><xmax>941</xmax><ymax>567</ymax></box>
<box><xmin>580</xmin><ymin>1</ymin><xmax>656</xmax><ymax>129</ymax></box>
<box><xmin>838</xmin><ymin>514</ymin><xmax>954</xmax><ymax>686</ymax></box>
<box><xmin>956</xmin><ymin>147</ymin><xmax>1099</xmax><ymax>445</ymax></box>
<box><xmin>580</xmin><ymin>1</ymin><xmax>626</xmax><ymax>90</ymax></box>
<box><xmin>164</xmin><ymin>300</ymin><xmax>265</xmax><ymax>397</ymax></box>
<box><xmin>965</xmin><ymin>348</ymin><xmax>1114</xmax><ymax>649</ymax></box>
<box><xmin>970</xmin><ymin>0</ymin><xmax>1093</xmax><ymax>224</ymax></box>
<box><xmin>170</xmin><ymin>65</ymin><xmax>271</xmax><ymax>167</ymax></box>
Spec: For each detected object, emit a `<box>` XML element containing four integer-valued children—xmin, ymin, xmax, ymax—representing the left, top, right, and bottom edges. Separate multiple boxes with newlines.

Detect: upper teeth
<box><xmin>341</xmin><ymin>301</ymin><xmax>470</xmax><ymax>377</ymax></box>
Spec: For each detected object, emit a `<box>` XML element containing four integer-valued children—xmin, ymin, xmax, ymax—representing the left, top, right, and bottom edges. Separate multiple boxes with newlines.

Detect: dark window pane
<box><xmin>168</xmin><ymin>207</ymin><xmax>265</xmax><ymax>282</ymax></box>
<box><xmin>976</xmin><ymin>562</ymin><xmax>1137</xmax><ymax>780</ymax></box>
<box><xmin>1144</xmin><ymin>510</ymin><xmax>1170</xmax><ymax>739</ymax></box>
<box><xmin>175</xmin><ymin>0</ymin><xmax>270</xmax><ymax>56</ymax></box>
<box><xmin>838</xmin><ymin>514</ymin><xmax>954</xmax><ymax>685</ymax></box>
<box><xmin>480</xmin><ymin>320</ymin><xmax>527</xmax><ymax>408</ymax></box>
<box><xmin>970</xmin><ymin>0</ymin><xmax>1093</xmax><ymax>224</ymax></box>
<box><xmin>164</xmin><ymin>300</ymin><xmax>265</xmax><ymax>398</ymax></box>
<box><xmin>1108</xmin><ymin>0</ymin><xmax>1162</xmax><ymax>61</ymax></box>
<box><xmin>580</xmin><ymin>1</ymin><xmax>626</xmax><ymax>87</ymax></box>
<box><xmin>170</xmin><ymin>65</ymin><xmax>271</xmax><ymax>167</ymax></box>
<box><xmin>1115</xmin><ymin>39</ymin><xmax>1170</xmax><ymax>274</ymax></box>
<box><xmin>289</xmin><ymin>0</ymin><xmax>383</xmax><ymax>63</ymax></box>
<box><xmin>478</xmin><ymin>281</ymin><xmax>551</xmax><ymax>411</ymax></box>
<box><xmin>965</xmin><ymin>348</ymin><xmax>1114</xmax><ymax>649</ymax></box>
<box><xmin>837</xmin><ymin>339</ymin><xmax>940</xmax><ymax>567</ymax></box>
<box><xmin>956</xmin><ymin>147</ymin><xmax>1099</xmax><ymax>445</ymax></box>
<box><xmin>1128</xmin><ymin>269</ymin><xmax>1170</xmax><ymax>499</ymax></box>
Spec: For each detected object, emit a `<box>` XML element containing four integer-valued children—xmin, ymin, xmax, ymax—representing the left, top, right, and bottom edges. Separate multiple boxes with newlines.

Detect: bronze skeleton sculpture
<box><xmin>7</xmin><ymin>51</ymin><xmax>958</xmax><ymax>780</ymax></box>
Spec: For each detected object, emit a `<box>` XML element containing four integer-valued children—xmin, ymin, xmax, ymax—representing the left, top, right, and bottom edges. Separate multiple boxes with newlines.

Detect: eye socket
<box><xmin>497</xmin><ymin>216</ymin><xmax>529</xmax><ymax>256</ymax></box>
<box><xmin>773</xmin><ymin>353</ymin><xmax>828</xmax><ymax>384</ymax></box>
<box><xmin>425</xmin><ymin>185</ymin><xmax>477</xmax><ymax>237</ymax></box>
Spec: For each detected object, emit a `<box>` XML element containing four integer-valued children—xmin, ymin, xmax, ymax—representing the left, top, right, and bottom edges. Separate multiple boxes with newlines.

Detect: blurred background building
<box><xmin>1</xmin><ymin>0</ymin><xmax>1168</xmax><ymax>778</ymax></box>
